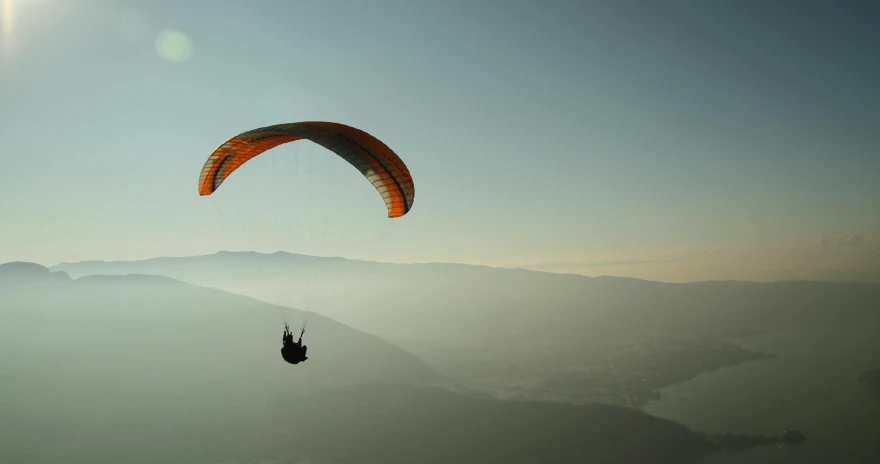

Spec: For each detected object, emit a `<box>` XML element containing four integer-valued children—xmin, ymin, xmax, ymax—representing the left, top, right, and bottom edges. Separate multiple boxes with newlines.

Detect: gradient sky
<box><xmin>1</xmin><ymin>0</ymin><xmax>878</xmax><ymax>280</ymax></box>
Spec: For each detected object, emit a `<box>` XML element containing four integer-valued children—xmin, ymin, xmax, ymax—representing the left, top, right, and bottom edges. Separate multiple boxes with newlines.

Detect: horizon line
<box><xmin>8</xmin><ymin>250</ymin><xmax>874</xmax><ymax>286</ymax></box>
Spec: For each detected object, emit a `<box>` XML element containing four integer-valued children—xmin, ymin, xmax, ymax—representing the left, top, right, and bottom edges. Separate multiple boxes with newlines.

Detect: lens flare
<box><xmin>154</xmin><ymin>29</ymin><xmax>193</xmax><ymax>63</ymax></box>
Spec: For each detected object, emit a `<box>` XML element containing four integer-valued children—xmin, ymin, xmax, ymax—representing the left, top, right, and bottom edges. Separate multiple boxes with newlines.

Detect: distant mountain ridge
<box><xmin>0</xmin><ymin>261</ymin><xmax>70</xmax><ymax>281</ymax></box>
<box><xmin>51</xmin><ymin>251</ymin><xmax>880</xmax><ymax>345</ymax></box>
<box><xmin>50</xmin><ymin>249</ymin><xmax>880</xmax><ymax>284</ymax></box>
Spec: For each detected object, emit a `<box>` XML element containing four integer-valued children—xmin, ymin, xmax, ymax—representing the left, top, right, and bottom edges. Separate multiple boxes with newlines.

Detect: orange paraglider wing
<box><xmin>198</xmin><ymin>121</ymin><xmax>415</xmax><ymax>218</ymax></box>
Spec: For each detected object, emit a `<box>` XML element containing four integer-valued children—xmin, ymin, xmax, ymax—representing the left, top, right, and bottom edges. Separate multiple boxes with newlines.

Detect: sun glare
<box><xmin>1</xmin><ymin>0</ymin><xmax>14</xmax><ymax>47</ymax></box>
<box><xmin>1</xmin><ymin>0</ymin><xmax>61</xmax><ymax>57</ymax></box>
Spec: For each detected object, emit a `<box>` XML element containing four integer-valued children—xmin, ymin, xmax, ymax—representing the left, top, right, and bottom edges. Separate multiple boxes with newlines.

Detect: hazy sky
<box><xmin>1</xmin><ymin>0</ymin><xmax>878</xmax><ymax>280</ymax></box>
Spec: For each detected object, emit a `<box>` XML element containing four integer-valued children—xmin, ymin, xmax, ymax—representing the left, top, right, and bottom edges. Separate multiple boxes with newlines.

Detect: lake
<box><xmin>643</xmin><ymin>323</ymin><xmax>880</xmax><ymax>463</ymax></box>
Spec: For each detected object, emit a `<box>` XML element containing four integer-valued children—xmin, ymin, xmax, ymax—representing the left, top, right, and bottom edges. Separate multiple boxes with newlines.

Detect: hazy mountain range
<box><xmin>52</xmin><ymin>252</ymin><xmax>880</xmax><ymax>344</ymax></box>
<box><xmin>1</xmin><ymin>261</ymin><xmax>776</xmax><ymax>463</ymax></box>
<box><xmin>51</xmin><ymin>252</ymin><xmax>880</xmax><ymax>404</ymax></box>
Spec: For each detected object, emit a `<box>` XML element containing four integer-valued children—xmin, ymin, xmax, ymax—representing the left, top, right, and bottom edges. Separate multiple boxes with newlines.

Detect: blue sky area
<box><xmin>1</xmin><ymin>0</ymin><xmax>878</xmax><ymax>281</ymax></box>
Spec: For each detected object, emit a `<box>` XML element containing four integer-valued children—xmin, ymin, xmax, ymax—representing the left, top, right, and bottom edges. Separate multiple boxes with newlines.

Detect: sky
<box><xmin>1</xmin><ymin>0</ymin><xmax>878</xmax><ymax>281</ymax></box>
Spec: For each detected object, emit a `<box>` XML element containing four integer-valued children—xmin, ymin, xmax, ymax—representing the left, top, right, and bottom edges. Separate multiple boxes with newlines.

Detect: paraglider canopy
<box><xmin>198</xmin><ymin>121</ymin><xmax>415</xmax><ymax>218</ymax></box>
